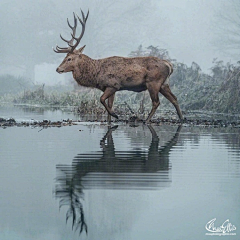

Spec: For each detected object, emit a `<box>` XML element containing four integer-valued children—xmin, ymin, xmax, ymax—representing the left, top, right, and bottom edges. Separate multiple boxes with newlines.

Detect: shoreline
<box><xmin>1</xmin><ymin>117</ymin><xmax>240</xmax><ymax>128</ymax></box>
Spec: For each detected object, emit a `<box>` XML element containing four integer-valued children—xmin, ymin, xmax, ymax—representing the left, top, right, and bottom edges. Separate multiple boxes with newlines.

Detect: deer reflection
<box><xmin>55</xmin><ymin>125</ymin><xmax>182</xmax><ymax>235</ymax></box>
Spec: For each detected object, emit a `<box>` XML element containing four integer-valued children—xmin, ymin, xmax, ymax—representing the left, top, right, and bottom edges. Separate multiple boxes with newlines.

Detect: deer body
<box><xmin>54</xmin><ymin>10</ymin><xmax>183</xmax><ymax>123</ymax></box>
<box><xmin>59</xmin><ymin>54</ymin><xmax>169</xmax><ymax>92</ymax></box>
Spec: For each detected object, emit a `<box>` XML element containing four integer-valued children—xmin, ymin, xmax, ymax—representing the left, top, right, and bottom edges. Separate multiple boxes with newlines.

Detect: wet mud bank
<box><xmin>1</xmin><ymin>117</ymin><xmax>240</xmax><ymax>128</ymax></box>
<box><xmin>0</xmin><ymin>118</ymin><xmax>77</xmax><ymax>128</ymax></box>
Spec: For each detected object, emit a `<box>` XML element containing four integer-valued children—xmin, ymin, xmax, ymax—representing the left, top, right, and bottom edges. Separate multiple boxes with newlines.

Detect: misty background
<box><xmin>0</xmin><ymin>0</ymin><xmax>239</xmax><ymax>85</ymax></box>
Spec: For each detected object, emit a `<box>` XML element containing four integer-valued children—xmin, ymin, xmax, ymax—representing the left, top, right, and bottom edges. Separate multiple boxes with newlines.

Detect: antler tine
<box><xmin>81</xmin><ymin>9</ymin><xmax>89</xmax><ymax>22</ymax></box>
<box><xmin>76</xmin><ymin>15</ymin><xmax>86</xmax><ymax>30</ymax></box>
<box><xmin>54</xmin><ymin>13</ymin><xmax>78</xmax><ymax>53</ymax></box>
<box><xmin>53</xmin><ymin>45</ymin><xmax>71</xmax><ymax>53</ymax></box>
<box><xmin>66</xmin><ymin>13</ymin><xmax>78</xmax><ymax>46</ymax></box>
<box><xmin>78</xmin><ymin>9</ymin><xmax>89</xmax><ymax>26</ymax></box>
<box><xmin>67</xmin><ymin>12</ymin><xmax>77</xmax><ymax>30</ymax></box>
<box><xmin>68</xmin><ymin>9</ymin><xmax>89</xmax><ymax>52</ymax></box>
<box><xmin>56</xmin><ymin>45</ymin><xmax>69</xmax><ymax>50</ymax></box>
<box><xmin>53</xmin><ymin>9</ymin><xmax>89</xmax><ymax>53</ymax></box>
<box><xmin>81</xmin><ymin>9</ymin><xmax>85</xmax><ymax>22</ymax></box>
<box><xmin>60</xmin><ymin>34</ymin><xmax>71</xmax><ymax>43</ymax></box>
<box><xmin>85</xmin><ymin>10</ymin><xmax>89</xmax><ymax>22</ymax></box>
<box><xmin>70</xmin><ymin>33</ymin><xmax>79</xmax><ymax>41</ymax></box>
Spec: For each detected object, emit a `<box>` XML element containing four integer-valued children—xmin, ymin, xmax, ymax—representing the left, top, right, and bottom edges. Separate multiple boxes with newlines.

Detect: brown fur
<box><xmin>56</xmin><ymin>47</ymin><xmax>183</xmax><ymax>123</ymax></box>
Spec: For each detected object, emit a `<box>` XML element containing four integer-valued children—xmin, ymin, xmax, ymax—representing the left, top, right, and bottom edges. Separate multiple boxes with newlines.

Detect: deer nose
<box><xmin>56</xmin><ymin>68</ymin><xmax>64</xmax><ymax>74</ymax></box>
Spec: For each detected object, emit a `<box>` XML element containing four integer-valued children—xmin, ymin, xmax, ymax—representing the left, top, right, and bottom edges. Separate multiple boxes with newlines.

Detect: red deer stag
<box><xmin>54</xmin><ymin>10</ymin><xmax>183</xmax><ymax>123</ymax></box>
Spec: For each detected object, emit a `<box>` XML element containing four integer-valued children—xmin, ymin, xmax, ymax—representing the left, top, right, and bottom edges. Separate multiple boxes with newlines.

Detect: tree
<box><xmin>214</xmin><ymin>0</ymin><xmax>240</xmax><ymax>58</ymax></box>
<box><xmin>128</xmin><ymin>45</ymin><xmax>171</xmax><ymax>59</ymax></box>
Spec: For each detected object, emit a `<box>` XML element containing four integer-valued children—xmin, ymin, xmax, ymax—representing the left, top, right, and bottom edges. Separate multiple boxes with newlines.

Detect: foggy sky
<box><xmin>155</xmin><ymin>0</ymin><xmax>222</xmax><ymax>70</ymax></box>
<box><xmin>0</xmin><ymin>0</ymin><xmax>236</xmax><ymax>79</ymax></box>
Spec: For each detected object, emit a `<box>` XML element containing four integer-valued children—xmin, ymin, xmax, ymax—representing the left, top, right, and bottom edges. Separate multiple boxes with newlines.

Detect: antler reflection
<box><xmin>55</xmin><ymin>167</ymin><xmax>87</xmax><ymax>235</ymax></box>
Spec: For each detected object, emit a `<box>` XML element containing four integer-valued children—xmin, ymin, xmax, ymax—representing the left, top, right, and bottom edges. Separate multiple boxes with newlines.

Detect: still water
<box><xmin>0</xmin><ymin>106</ymin><xmax>240</xmax><ymax>240</ymax></box>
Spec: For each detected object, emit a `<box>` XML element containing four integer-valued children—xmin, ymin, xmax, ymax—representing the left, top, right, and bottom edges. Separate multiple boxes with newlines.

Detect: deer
<box><xmin>54</xmin><ymin>10</ymin><xmax>183</xmax><ymax>123</ymax></box>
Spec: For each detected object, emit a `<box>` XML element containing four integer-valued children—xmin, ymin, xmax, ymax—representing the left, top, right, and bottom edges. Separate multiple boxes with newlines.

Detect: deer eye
<box><xmin>67</xmin><ymin>58</ymin><xmax>71</xmax><ymax>61</ymax></box>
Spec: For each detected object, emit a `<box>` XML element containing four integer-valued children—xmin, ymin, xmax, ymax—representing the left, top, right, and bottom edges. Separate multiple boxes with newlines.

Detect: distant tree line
<box><xmin>0</xmin><ymin>75</ymin><xmax>30</xmax><ymax>95</ymax></box>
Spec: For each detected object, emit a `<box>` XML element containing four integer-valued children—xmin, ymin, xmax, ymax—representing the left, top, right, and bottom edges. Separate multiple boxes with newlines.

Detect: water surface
<box><xmin>0</xmin><ymin>107</ymin><xmax>239</xmax><ymax>240</ymax></box>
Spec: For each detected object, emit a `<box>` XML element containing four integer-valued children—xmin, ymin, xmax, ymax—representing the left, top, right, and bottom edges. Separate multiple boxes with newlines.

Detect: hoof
<box><xmin>111</xmin><ymin>112</ymin><xmax>118</xmax><ymax>119</ymax></box>
<box><xmin>179</xmin><ymin>117</ymin><xmax>185</xmax><ymax>123</ymax></box>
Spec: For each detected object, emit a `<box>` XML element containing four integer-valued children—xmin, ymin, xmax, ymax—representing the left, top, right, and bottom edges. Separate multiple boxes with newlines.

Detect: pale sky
<box><xmin>0</xmin><ymin>0</ymin><xmax>235</xmax><ymax>79</ymax></box>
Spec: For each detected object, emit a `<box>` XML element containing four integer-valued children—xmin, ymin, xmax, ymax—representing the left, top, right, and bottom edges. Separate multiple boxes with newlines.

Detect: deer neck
<box><xmin>73</xmin><ymin>55</ymin><xmax>100</xmax><ymax>88</ymax></box>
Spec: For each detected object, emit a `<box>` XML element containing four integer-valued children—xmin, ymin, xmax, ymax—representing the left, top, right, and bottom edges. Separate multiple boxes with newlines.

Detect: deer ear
<box><xmin>77</xmin><ymin>45</ymin><xmax>86</xmax><ymax>55</ymax></box>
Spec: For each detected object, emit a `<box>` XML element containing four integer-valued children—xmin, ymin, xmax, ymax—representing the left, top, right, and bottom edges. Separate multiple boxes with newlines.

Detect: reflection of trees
<box><xmin>16</xmin><ymin>105</ymin><xmax>64</xmax><ymax>115</ymax></box>
<box><xmin>55</xmin><ymin>125</ymin><xmax>182</xmax><ymax>235</ymax></box>
<box><xmin>178</xmin><ymin>127</ymin><xmax>240</xmax><ymax>156</ymax></box>
<box><xmin>18</xmin><ymin>106</ymin><xmax>45</xmax><ymax>115</ymax></box>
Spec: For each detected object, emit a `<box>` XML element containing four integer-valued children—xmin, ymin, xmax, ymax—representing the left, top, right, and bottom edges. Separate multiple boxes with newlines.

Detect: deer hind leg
<box><xmin>107</xmin><ymin>93</ymin><xmax>115</xmax><ymax>123</ymax></box>
<box><xmin>146</xmin><ymin>83</ymin><xmax>161</xmax><ymax>123</ymax></box>
<box><xmin>100</xmin><ymin>87</ymin><xmax>118</xmax><ymax>120</ymax></box>
<box><xmin>160</xmin><ymin>84</ymin><xmax>183</xmax><ymax>120</ymax></box>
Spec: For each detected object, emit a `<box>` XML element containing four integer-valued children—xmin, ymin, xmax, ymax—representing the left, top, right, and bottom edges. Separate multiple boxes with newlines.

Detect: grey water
<box><xmin>0</xmin><ymin>106</ymin><xmax>240</xmax><ymax>240</ymax></box>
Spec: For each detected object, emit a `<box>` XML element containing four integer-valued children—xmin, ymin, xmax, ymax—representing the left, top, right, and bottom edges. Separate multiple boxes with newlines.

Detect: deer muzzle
<box><xmin>56</xmin><ymin>67</ymin><xmax>64</xmax><ymax>74</ymax></box>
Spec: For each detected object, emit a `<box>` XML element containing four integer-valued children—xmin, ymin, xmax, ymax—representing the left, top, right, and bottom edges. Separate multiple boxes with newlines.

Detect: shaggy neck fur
<box><xmin>73</xmin><ymin>55</ymin><xmax>101</xmax><ymax>89</ymax></box>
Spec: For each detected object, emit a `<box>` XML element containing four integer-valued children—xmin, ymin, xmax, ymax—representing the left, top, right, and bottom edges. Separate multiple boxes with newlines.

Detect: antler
<box><xmin>54</xmin><ymin>9</ymin><xmax>89</xmax><ymax>53</ymax></box>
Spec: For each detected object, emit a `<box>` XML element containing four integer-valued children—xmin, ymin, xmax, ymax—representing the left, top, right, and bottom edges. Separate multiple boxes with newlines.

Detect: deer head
<box><xmin>54</xmin><ymin>10</ymin><xmax>89</xmax><ymax>74</ymax></box>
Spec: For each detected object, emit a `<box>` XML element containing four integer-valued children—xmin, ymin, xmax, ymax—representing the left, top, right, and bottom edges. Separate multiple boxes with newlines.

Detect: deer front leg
<box><xmin>100</xmin><ymin>88</ymin><xmax>118</xmax><ymax>119</ymax></box>
<box><xmin>107</xmin><ymin>93</ymin><xmax>115</xmax><ymax>123</ymax></box>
